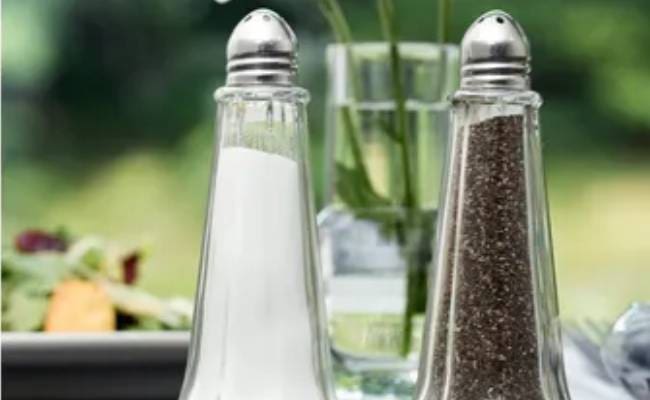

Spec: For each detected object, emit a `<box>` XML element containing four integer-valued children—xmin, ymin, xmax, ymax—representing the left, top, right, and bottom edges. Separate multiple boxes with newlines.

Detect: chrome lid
<box><xmin>226</xmin><ymin>8</ymin><xmax>298</xmax><ymax>86</ymax></box>
<box><xmin>460</xmin><ymin>10</ymin><xmax>530</xmax><ymax>89</ymax></box>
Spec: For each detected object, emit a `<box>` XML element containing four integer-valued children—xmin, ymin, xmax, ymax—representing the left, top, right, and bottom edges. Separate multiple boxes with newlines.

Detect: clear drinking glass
<box><xmin>318</xmin><ymin>42</ymin><xmax>459</xmax><ymax>398</ymax></box>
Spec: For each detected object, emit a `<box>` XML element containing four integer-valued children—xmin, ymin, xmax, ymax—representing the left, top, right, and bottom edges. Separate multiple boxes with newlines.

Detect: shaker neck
<box><xmin>452</xmin><ymin>86</ymin><xmax>542</xmax><ymax>108</ymax></box>
<box><xmin>214</xmin><ymin>85</ymin><xmax>310</xmax><ymax>104</ymax></box>
<box><xmin>460</xmin><ymin>71</ymin><xmax>530</xmax><ymax>92</ymax></box>
<box><xmin>213</xmin><ymin>84</ymin><xmax>310</xmax><ymax>162</ymax></box>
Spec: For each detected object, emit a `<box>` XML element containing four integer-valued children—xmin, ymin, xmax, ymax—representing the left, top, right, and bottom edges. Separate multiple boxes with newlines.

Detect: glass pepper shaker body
<box><xmin>179</xmin><ymin>9</ymin><xmax>333</xmax><ymax>400</ymax></box>
<box><xmin>415</xmin><ymin>10</ymin><xmax>571</xmax><ymax>400</ymax></box>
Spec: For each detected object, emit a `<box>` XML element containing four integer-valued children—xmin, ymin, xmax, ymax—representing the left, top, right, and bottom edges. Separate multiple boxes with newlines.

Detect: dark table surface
<box><xmin>2</xmin><ymin>332</ymin><xmax>189</xmax><ymax>400</ymax></box>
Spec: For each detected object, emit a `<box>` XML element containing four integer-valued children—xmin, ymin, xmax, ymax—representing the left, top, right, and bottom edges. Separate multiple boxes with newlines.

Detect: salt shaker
<box><xmin>414</xmin><ymin>10</ymin><xmax>572</xmax><ymax>400</ymax></box>
<box><xmin>178</xmin><ymin>9</ymin><xmax>334</xmax><ymax>400</ymax></box>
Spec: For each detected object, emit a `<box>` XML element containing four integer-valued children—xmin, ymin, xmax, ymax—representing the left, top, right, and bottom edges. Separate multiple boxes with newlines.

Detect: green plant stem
<box><xmin>320</xmin><ymin>0</ymin><xmax>382</xmax><ymax>204</ymax></box>
<box><xmin>341</xmin><ymin>106</ymin><xmax>375</xmax><ymax>194</ymax></box>
<box><xmin>378</xmin><ymin>0</ymin><xmax>422</xmax><ymax>358</ymax></box>
<box><xmin>438</xmin><ymin>0</ymin><xmax>452</xmax><ymax>43</ymax></box>
<box><xmin>318</xmin><ymin>0</ymin><xmax>363</xmax><ymax>97</ymax></box>
<box><xmin>433</xmin><ymin>0</ymin><xmax>452</xmax><ymax>122</ymax></box>
<box><xmin>378</xmin><ymin>0</ymin><xmax>417</xmax><ymax>211</ymax></box>
<box><xmin>318</xmin><ymin>0</ymin><xmax>353</xmax><ymax>43</ymax></box>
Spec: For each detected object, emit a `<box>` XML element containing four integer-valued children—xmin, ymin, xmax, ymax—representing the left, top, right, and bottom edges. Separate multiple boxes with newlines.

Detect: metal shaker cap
<box><xmin>226</xmin><ymin>9</ymin><xmax>297</xmax><ymax>86</ymax></box>
<box><xmin>460</xmin><ymin>10</ymin><xmax>530</xmax><ymax>89</ymax></box>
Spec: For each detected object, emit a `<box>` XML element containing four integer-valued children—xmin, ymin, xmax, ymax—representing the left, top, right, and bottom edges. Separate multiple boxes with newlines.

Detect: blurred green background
<box><xmin>3</xmin><ymin>0</ymin><xmax>649</xmax><ymax>321</ymax></box>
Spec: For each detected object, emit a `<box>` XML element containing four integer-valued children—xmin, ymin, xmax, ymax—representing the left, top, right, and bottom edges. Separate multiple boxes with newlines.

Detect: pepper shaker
<box><xmin>415</xmin><ymin>10</ymin><xmax>572</xmax><ymax>400</ymax></box>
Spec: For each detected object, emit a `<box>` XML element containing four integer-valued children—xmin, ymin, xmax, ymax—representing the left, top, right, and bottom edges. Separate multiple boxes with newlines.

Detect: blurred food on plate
<box><xmin>2</xmin><ymin>229</ymin><xmax>193</xmax><ymax>332</ymax></box>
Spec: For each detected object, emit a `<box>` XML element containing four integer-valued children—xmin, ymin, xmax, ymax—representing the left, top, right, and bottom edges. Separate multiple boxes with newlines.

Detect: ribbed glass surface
<box><xmin>415</xmin><ymin>89</ymin><xmax>571</xmax><ymax>400</ymax></box>
<box><xmin>179</xmin><ymin>85</ymin><xmax>334</xmax><ymax>400</ymax></box>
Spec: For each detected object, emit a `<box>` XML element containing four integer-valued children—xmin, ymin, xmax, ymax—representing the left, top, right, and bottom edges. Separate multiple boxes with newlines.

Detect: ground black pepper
<box><xmin>430</xmin><ymin>114</ymin><xmax>544</xmax><ymax>400</ymax></box>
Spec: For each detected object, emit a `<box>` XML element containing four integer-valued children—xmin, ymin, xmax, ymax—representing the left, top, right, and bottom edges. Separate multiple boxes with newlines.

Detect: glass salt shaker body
<box><xmin>179</xmin><ymin>9</ymin><xmax>334</xmax><ymax>400</ymax></box>
<box><xmin>415</xmin><ymin>10</ymin><xmax>571</xmax><ymax>400</ymax></box>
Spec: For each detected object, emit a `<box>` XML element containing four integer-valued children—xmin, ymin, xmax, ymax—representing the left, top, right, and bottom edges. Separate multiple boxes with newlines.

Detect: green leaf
<box><xmin>378</xmin><ymin>116</ymin><xmax>401</xmax><ymax>142</ymax></box>
<box><xmin>101</xmin><ymin>280</ymin><xmax>192</xmax><ymax>330</ymax></box>
<box><xmin>81</xmin><ymin>247</ymin><xmax>104</xmax><ymax>271</ymax></box>
<box><xmin>2</xmin><ymin>252</ymin><xmax>77</xmax><ymax>291</ymax></box>
<box><xmin>2</xmin><ymin>288</ymin><xmax>49</xmax><ymax>331</ymax></box>
<box><xmin>128</xmin><ymin>316</ymin><xmax>164</xmax><ymax>331</ymax></box>
<box><xmin>335</xmin><ymin>162</ymin><xmax>391</xmax><ymax>209</ymax></box>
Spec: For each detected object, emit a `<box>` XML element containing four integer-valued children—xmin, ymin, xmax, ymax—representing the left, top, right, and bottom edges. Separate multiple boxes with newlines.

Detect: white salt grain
<box><xmin>189</xmin><ymin>147</ymin><xmax>321</xmax><ymax>400</ymax></box>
